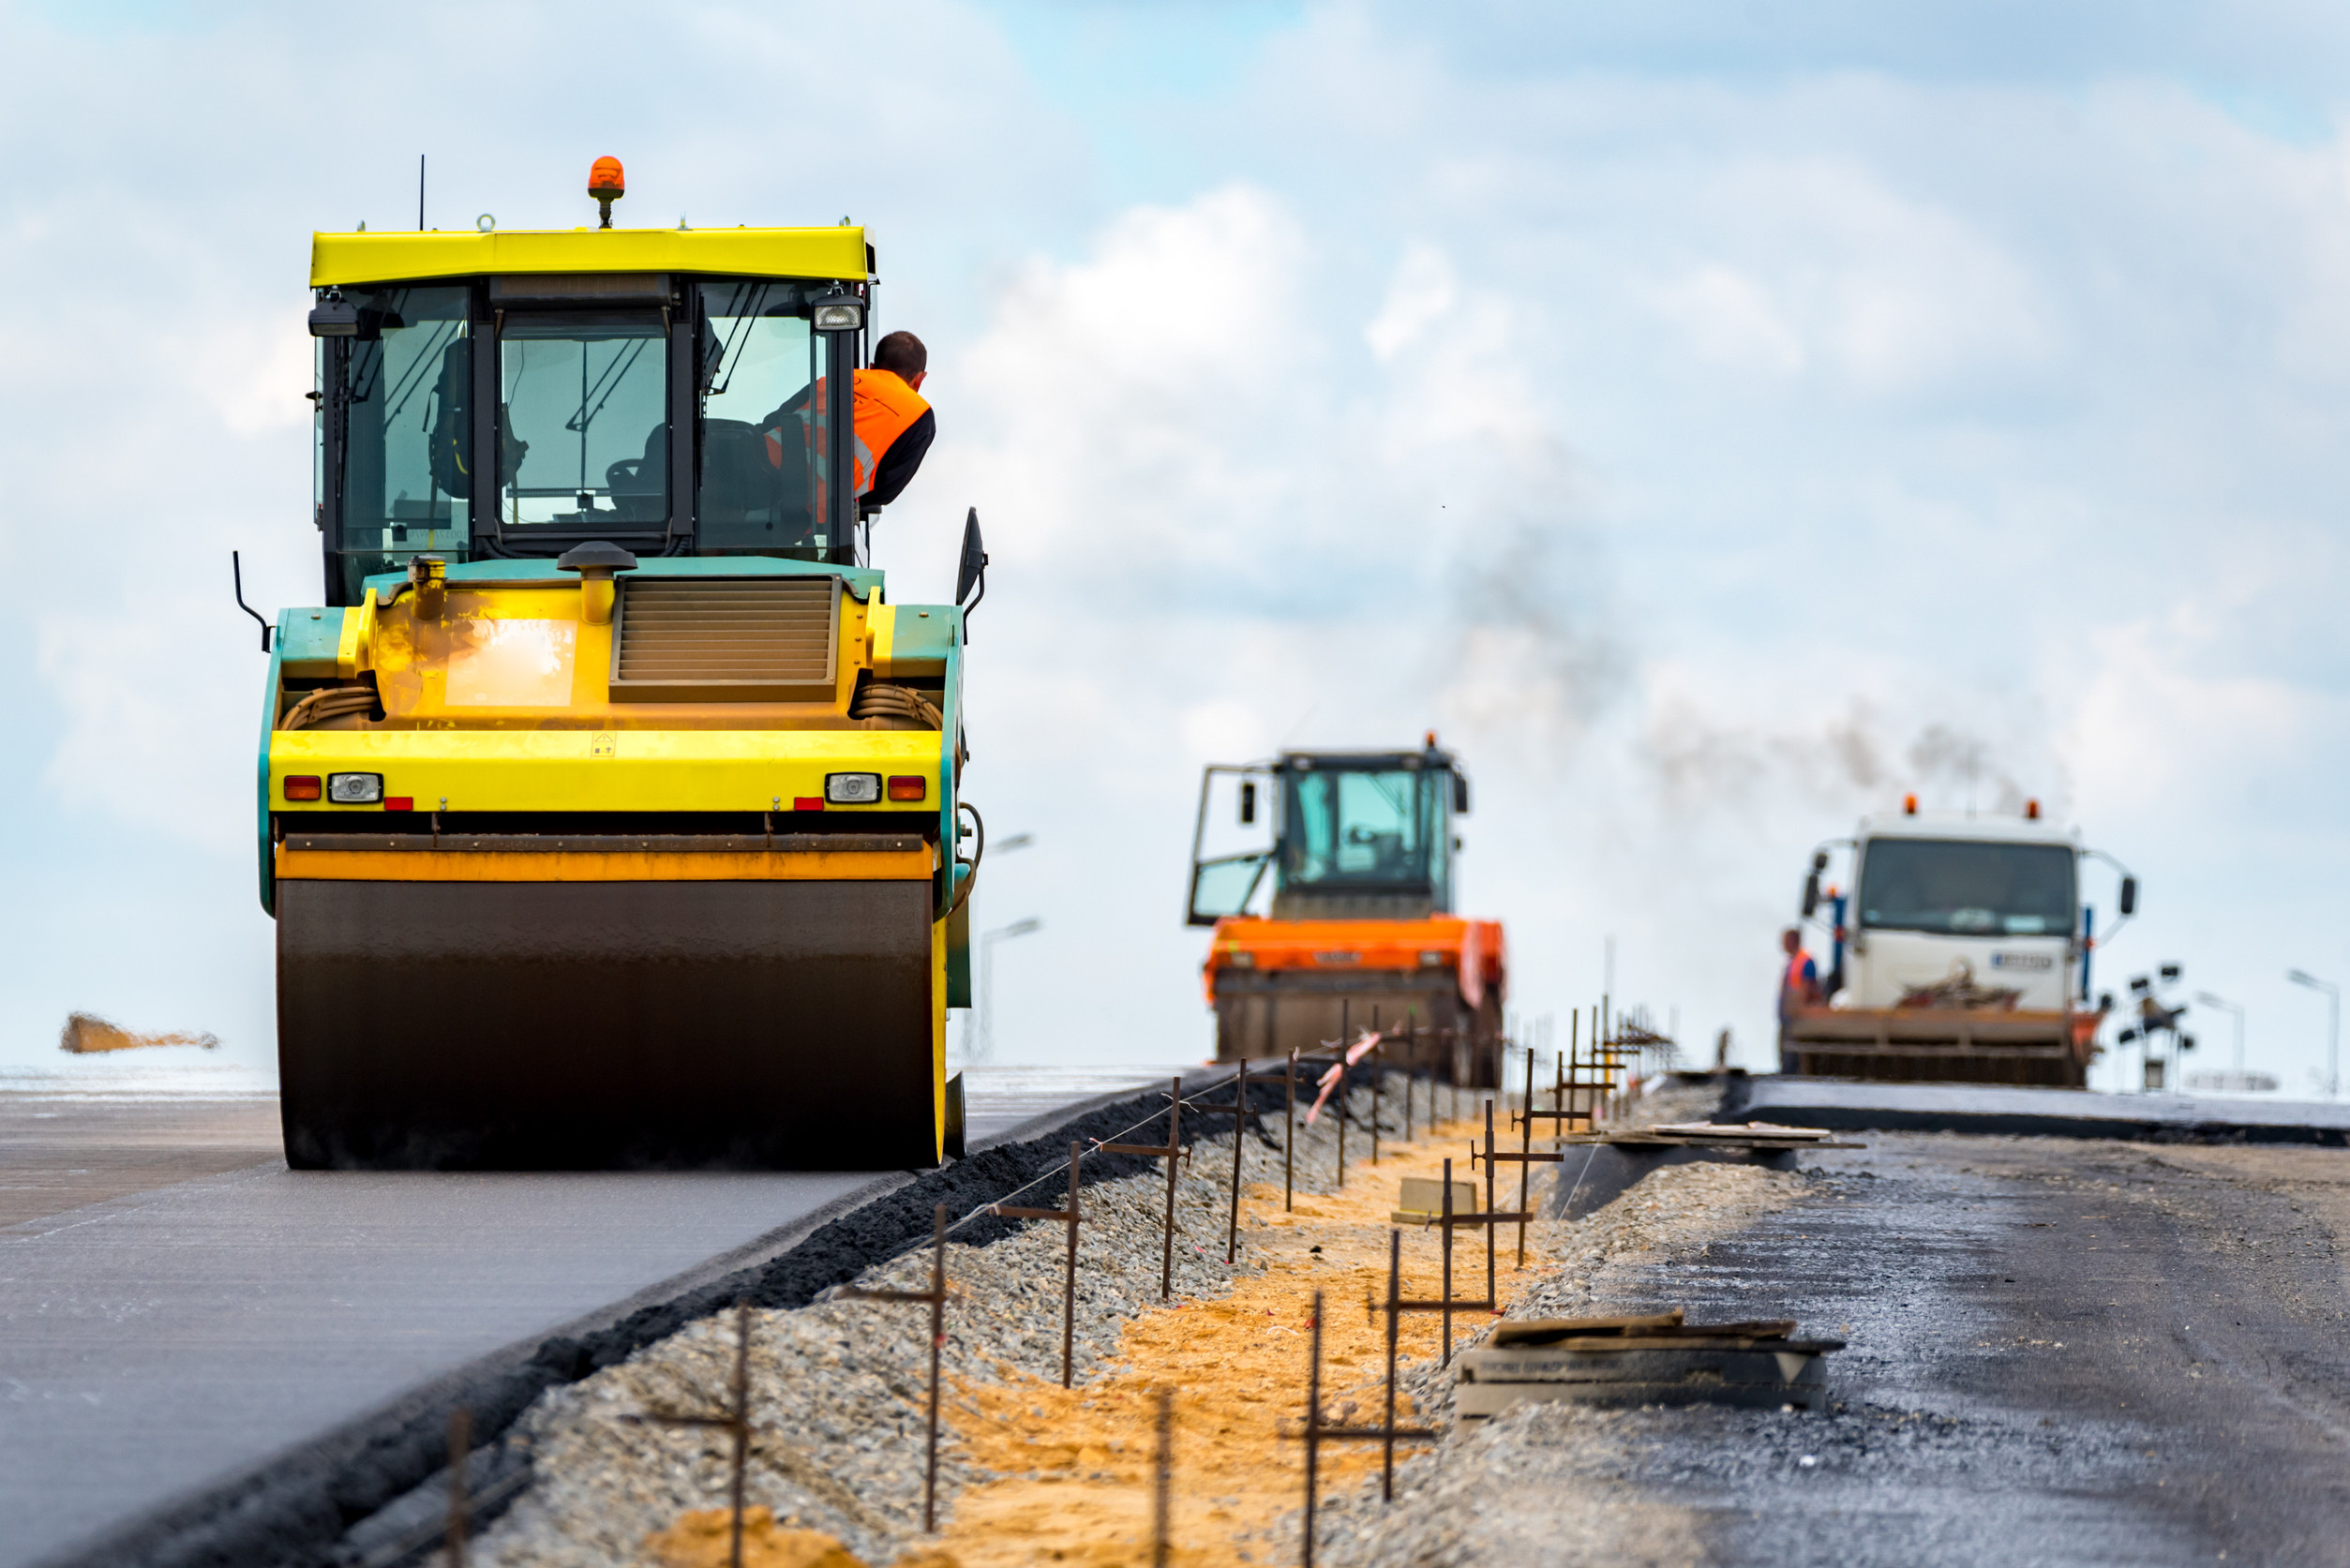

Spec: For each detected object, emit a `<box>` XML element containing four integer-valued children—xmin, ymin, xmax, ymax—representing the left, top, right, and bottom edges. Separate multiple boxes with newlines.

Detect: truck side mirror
<box><xmin>2119</xmin><ymin>876</ymin><xmax>2138</xmax><ymax>916</ymax></box>
<box><xmin>1802</xmin><ymin>873</ymin><xmax>1820</xmax><ymax>918</ymax></box>
<box><xmin>1453</xmin><ymin>773</ymin><xmax>1470</xmax><ymax>814</ymax></box>
<box><xmin>954</xmin><ymin>508</ymin><xmax>987</xmax><ymax>638</ymax></box>
<box><xmin>1239</xmin><ymin>781</ymin><xmax>1256</xmax><ymax>826</ymax></box>
<box><xmin>1812</xmin><ymin>850</ymin><xmax>1829</xmax><ymax>873</ymax></box>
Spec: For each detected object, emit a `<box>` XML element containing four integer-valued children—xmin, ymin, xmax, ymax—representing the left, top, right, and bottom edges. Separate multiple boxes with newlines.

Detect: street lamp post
<box><xmin>954</xmin><ymin>831</ymin><xmax>1039</xmax><ymax>1065</ymax></box>
<box><xmin>977</xmin><ymin>918</ymin><xmax>1043</xmax><ymax>1065</ymax></box>
<box><xmin>2287</xmin><ymin>971</ymin><xmax>2340</xmax><ymax>1099</ymax></box>
<box><xmin>2193</xmin><ymin>992</ymin><xmax>2247</xmax><ymax>1077</ymax></box>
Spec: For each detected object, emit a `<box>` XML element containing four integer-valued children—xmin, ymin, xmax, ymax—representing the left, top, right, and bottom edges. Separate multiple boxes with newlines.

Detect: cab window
<box><xmin>696</xmin><ymin>281</ymin><xmax>831</xmax><ymax>554</ymax></box>
<box><xmin>333</xmin><ymin>285</ymin><xmax>471</xmax><ymax>601</ymax></box>
<box><xmin>497</xmin><ymin>309</ymin><xmax>669</xmax><ymax>529</ymax></box>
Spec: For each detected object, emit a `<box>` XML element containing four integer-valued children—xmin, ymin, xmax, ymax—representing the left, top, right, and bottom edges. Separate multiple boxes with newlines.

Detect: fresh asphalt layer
<box><xmin>1732</xmin><ymin>1074</ymin><xmax>2350</xmax><ymax>1144</ymax></box>
<box><xmin>1</xmin><ymin>1067</ymin><xmax>1194</xmax><ymax>1568</ymax></box>
<box><xmin>1585</xmin><ymin>1128</ymin><xmax>2350</xmax><ymax>1566</ymax></box>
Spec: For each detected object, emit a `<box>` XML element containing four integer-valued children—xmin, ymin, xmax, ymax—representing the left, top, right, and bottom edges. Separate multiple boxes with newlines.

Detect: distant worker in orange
<box><xmin>854</xmin><ymin>331</ymin><xmax>936</xmax><ymax>508</ymax></box>
<box><xmin>1777</xmin><ymin>927</ymin><xmax>1820</xmax><ymax>1073</ymax></box>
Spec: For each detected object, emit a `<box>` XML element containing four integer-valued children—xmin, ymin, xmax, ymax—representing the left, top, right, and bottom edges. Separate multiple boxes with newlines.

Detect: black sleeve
<box><xmin>865</xmin><ymin>407</ymin><xmax>935</xmax><ymax>508</ymax></box>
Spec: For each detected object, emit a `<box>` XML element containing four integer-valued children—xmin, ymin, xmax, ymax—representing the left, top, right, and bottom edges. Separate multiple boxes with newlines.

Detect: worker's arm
<box><xmin>864</xmin><ymin>408</ymin><xmax>936</xmax><ymax>508</ymax></box>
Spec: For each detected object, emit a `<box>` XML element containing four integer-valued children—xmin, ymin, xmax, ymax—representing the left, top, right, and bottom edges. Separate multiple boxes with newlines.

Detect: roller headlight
<box><xmin>825</xmin><ymin>772</ymin><xmax>882</xmax><ymax>804</ymax></box>
<box><xmin>327</xmin><ymin>772</ymin><xmax>383</xmax><ymax>804</ymax></box>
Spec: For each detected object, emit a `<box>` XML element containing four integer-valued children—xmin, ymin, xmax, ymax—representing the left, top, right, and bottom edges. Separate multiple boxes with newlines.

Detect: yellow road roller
<box><xmin>255</xmin><ymin>169</ymin><xmax>981</xmax><ymax>1169</ymax></box>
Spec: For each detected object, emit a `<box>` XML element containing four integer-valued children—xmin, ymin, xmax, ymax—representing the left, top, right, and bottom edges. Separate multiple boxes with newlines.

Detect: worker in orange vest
<box><xmin>756</xmin><ymin>331</ymin><xmax>936</xmax><ymax>528</ymax></box>
<box><xmin>1777</xmin><ymin>927</ymin><xmax>1820</xmax><ymax>1073</ymax></box>
<box><xmin>854</xmin><ymin>330</ymin><xmax>935</xmax><ymax>507</ymax></box>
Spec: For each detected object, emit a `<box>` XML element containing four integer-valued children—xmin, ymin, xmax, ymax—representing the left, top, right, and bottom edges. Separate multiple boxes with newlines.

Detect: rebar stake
<box><xmin>1296</xmin><ymin>1274</ymin><xmax>1435</xmax><ymax>1561</ymax></box>
<box><xmin>990</xmin><ymin>1142</ymin><xmax>1084</xmax><ymax>1387</ymax></box>
<box><xmin>445</xmin><ymin>1406</ymin><xmax>471</xmax><ymax>1568</ymax></box>
<box><xmin>1227</xmin><ymin>1062</ymin><xmax>1249</xmax><ymax>1263</ymax></box>
<box><xmin>1285</xmin><ymin>1048</ymin><xmax>1298</xmax><ymax>1212</ymax></box>
<box><xmin>842</xmin><ymin>1207</ymin><xmax>951</xmax><ymax>1530</ymax></box>
<box><xmin>1303</xmin><ymin>1291</ymin><xmax>1325</xmax><ymax>1568</ymax></box>
<box><xmin>1101</xmin><ymin>1080</ymin><xmax>1186</xmax><ymax>1299</ymax></box>
<box><xmin>625</xmin><ymin>1298</ymin><xmax>758</xmax><ymax>1564</ymax></box>
<box><xmin>1152</xmin><ymin>1386</ymin><xmax>1174</xmax><ymax>1567</ymax></box>
<box><xmin>1338</xmin><ymin>1001</ymin><xmax>1350</xmax><ymax>1189</ymax></box>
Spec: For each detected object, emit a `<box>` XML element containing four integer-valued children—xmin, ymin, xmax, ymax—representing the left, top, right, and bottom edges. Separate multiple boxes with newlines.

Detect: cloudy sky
<box><xmin>4</xmin><ymin>0</ymin><xmax>2347</xmax><ymax>1092</ymax></box>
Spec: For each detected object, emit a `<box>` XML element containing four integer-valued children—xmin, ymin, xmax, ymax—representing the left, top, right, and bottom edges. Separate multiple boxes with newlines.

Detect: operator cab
<box><xmin>311</xmin><ymin>212</ymin><xmax>876</xmax><ymax>605</ymax></box>
<box><xmin>1187</xmin><ymin>739</ymin><xmax>1469</xmax><ymax>925</ymax></box>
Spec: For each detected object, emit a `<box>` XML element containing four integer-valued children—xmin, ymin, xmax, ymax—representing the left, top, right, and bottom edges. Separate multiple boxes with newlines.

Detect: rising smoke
<box><xmin>1435</xmin><ymin>458</ymin><xmax>1628</xmax><ymax>754</ymax></box>
<box><xmin>1642</xmin><ymin>700</ymin><xmax>2062</xmax><ymax>820</ymax></box>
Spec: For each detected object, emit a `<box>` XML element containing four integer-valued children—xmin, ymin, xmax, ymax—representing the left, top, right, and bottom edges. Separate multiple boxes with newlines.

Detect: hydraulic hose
<box><xmin>849</xmin><ymin>680</ymin><xmax>942</xmax><ymax>728</ymax></box>
<box><xmin>277</xmin><ymin>686</ymin><xmax>378</xmax><ymax>730</ymax></box>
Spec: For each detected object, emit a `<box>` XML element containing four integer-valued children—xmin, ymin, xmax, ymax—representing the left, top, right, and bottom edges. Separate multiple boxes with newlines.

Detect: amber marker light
<box><xmin>284</xmin><ymin>776</ymin><xmax>322</xmax><ymax>801</ymax></box>
<box><xmin>887</xmin><ymin>775</ymin><xmax>927</xmax><ymax>802</ymax></box>
<box><xmin>589</xmin><ymin>157</ymin><xmax>625</xmax><ymax>228</ymax></box>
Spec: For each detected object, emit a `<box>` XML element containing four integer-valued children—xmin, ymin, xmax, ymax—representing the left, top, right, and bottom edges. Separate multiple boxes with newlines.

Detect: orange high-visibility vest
<box><xmin>850</xmin><ymin>367</ymin><xmax>929</xmax><ymax>495</ymax></box>
<box><xmin>762</xmin><ymin>370</ymin><xmax>930</xmax><ymax>494</ymax></box>
<box><xmin>1784</xmin><ymin>952</ymin><xmax>1814</xmax><ymax>993</ymax></box>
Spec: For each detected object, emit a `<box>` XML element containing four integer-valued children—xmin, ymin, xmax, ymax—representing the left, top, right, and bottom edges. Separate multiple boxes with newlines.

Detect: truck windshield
<box><xmin>498</xmin><ymin>309</ymin><xmax>669</xmax><ymax>529</ymax></box>
<box><xmin>1858</xmin><ymin>839</ymin><xmax>2075</xmax><ymax>936</ymax></box>
<box><xmin>1280</xmin><ymin>767</ymin><xmax>1441</xmax><ymax>891</ymax></box>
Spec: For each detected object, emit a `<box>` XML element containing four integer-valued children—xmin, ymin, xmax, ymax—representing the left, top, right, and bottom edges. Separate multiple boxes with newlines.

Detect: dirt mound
<box><xmin>58</xmin><ymin>1012</ymin><xmax>220</xmax><ymax>1053</ymax></box>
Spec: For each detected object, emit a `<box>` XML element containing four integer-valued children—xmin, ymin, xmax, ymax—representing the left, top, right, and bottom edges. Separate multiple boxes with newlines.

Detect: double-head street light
<box><xmin>976</xmin><ymin>917</ymin><xmax>1043</xmax><ymax>1065</ymax></box>
<box><xmin>2287</xmin><ymin>970</ymin><xmax>2340</xmax><ymax>1099</ymax></box>
<box><xmin>2193</xmin><ymin>992</ymin><xmax>2247</xmax><ymax>1075</ymax></box>
<box><xmin>954</xmin><ymin>831</ymin><xmax>1040</xmax><ymax>1065</ymax></box>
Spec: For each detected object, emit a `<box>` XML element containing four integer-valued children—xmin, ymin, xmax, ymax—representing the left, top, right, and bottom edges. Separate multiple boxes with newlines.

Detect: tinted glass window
<box><xmin>1280</xmin><ymin>768</ymin><xmax>1439</xmax><ymax>889</ymax></box>
<box><xmin>696</xmin><ymin>282</ymin><xmax>831</xmax><ymax>553</ymax></box>
<box><xmin>498</xmin><ymin>309</ymin><xmax>668</xmax><ymax>529</ymax></box>
<box><xmin>335</xmin><ymin>285</ymin><xmax>471</xmax><ymax>598</ymax></box>
<box><xmin>1858</xmin><ymin>839</ymin><xmax>2075</xmax><ymax>935</ymax></box>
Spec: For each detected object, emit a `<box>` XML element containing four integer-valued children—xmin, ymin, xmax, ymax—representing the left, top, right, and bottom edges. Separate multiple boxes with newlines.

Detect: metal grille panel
<box><xmin>610</xmin><ymin>576</ymin><xmax>839</xmax><ymax>702</ymax></box>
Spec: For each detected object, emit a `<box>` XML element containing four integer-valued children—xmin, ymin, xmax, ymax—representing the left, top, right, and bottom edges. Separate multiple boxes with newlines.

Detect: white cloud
<box><xmin>1365</xmin><ymin>242</ymin><xmax>1459</xmax><ymax>362</ymax></box>
<box><xmin>1650</xmin><ymin>263</ymin><xmax>1807</xmax><ymax>373</ymax></box>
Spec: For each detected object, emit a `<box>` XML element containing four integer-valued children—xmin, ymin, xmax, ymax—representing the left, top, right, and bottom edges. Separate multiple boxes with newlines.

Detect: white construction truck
<box><xmin>1782</xmin><ymin>799</ymin><xmax>2137</xmax><ymax>1086</ymax></box>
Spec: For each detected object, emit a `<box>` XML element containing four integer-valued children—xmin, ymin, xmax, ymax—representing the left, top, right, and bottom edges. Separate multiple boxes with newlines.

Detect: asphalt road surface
<box><xmin>1596</xmin><ymin>1131</ymin><xmax>2350</xmax><ymax>1565</ymax></box>
<box><xmin>0</xmin><ymin>1065</ymin><xmax>1183</xmax><ymax>1568</ymax></box>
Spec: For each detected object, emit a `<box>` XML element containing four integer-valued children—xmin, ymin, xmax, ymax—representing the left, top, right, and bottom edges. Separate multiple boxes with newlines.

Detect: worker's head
<box><xmin>1782</xmin><ymin>927</ymin><xmax>1803</xmax><ymax>956</ymax></box>
<box><xmin>873</xmin><ymin>330</ymin><xmax>928</xmax><ymax>393</ymax></box>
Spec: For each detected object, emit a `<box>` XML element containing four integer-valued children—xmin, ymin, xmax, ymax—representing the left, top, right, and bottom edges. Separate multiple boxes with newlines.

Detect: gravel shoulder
<box><xmin>461</xmin><ymin>1072</ymin><xmax>1822</xmax><ymax>1568</ymax></box>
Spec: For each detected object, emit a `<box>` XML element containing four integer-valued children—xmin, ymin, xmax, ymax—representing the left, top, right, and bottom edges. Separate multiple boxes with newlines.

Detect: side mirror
<box><xmin>2119</xmin><ymin>876</ymin><xmax>2138</xmax><ymax>916</ymax></box>
<box><xmin>1452</xmin><ymin>773</ymin><xmax>1470</xmax><ymax>814</ymax></box>
<box><xmin>1802</xmin><ymin>873</ymin><xmax>1820</xmax><ymax>918</ymax></box>
<box><xmin>954</xmin><ymin>508</ymin><xmax>988</xmax><ymax>639</ymax></box>
<box><xmin>1238</xmin><ymin>781</ymin><xmax>1256</xmax><ymax>826</ymax></box>
<box><xmin>1812</xmin><ymin>850</ymin><xmax>1829</xmax><ymax>873</ymax></box>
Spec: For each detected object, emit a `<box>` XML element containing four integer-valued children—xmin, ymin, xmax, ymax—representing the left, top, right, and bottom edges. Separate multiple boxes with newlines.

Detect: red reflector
<box><xmin>384</xmin><ymin>798</ymin><xmax>414</xmax><ymax>812</ymax></box>
<box><xmin>793</xmin><ymin>797</ymin><xmax>825</xmax><ymax>811</ymax></box>
<box><xmin>887</xmin><ymin>775</ymin><xmax>926</xmax><ymax>802</ymax></box>
<box><xmin>284</xmin><ymin>776</ymin><xmax>322</xmax><ymax>801</ymax></box>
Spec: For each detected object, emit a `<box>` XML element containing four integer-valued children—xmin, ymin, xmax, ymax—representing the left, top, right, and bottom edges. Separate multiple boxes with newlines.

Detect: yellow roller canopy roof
<box><xmin>311</xmin><ymin>225</ymin><xmax>870</xmax><ymax>287</ymax></box>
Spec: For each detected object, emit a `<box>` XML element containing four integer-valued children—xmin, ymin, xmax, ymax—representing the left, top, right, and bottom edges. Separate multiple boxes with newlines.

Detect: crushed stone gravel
<box><xmin>470</xmin><ymin>1076</ymin><xmax>1403</xmax><ymax>1567</ymax></box>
